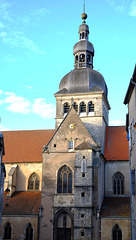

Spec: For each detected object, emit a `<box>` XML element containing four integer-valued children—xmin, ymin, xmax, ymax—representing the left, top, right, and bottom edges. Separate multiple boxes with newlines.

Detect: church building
<box><xmin>0</xmin><ymin>10</ymin><xmax>130</xmax><ymax>240</ymax></box>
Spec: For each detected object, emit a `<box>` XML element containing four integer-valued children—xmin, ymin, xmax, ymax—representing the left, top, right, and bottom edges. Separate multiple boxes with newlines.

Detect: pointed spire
<box><xmin>81</xmin><ymin>0</ymin><xmax>87</xmax><ymax>23</ymax></box>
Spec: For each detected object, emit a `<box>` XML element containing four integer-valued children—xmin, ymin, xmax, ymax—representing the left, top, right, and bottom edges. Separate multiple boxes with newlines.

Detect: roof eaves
<box><xmin>124</xmin><ymin>64</ymin><xmax>136</xmax><ymax>104</ymax></box>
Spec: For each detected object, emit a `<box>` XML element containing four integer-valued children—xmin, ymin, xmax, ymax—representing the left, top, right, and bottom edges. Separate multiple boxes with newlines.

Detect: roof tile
<box><xmin>2</xmin><ymin>129</ymin><xmax>55</xmax><ymax>163</ymax></box>
<box><xmin>104</xmin><ymin>126</ymin><xmax>129</xmax><ymax>161</ymax></box>
<box><xmin>3</xmin><ymin>191</ymin><xmax>41</xmax><ymax>215</ymax></box>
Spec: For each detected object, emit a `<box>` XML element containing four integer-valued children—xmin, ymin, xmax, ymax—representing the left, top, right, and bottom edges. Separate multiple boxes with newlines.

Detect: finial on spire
<box><xmin>81</xmin><ymin>0</ymin><xmax>87</xmax><ymax>23</ymax></box>
<box><xmin>83</xmin><ymin>0</ymin><xmax>85</xmax><ymax>13</ymax></box>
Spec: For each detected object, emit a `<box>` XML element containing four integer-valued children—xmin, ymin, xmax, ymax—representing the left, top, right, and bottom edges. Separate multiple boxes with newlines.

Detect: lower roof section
<box><xmin>100</xmin><ymin>197</ymin><xmax>130</xmax><ymax>218</ymax></box>
<box><xmin>3</xmin><ymin>191</ymin><xmax>41</xmax><ymax>215</ymax></box>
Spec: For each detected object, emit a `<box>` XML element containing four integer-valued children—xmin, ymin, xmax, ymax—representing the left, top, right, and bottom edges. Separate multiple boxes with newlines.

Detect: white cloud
<box><xmin>4</xmin><ymin>92</ymin><xmax>31</xmax><ymax>114</ymax></box>
<box><xmin>109</xmin><ymin>120</ymin><xmax>125</xmax><ymax>126</ymax></box>
<box><xmin>0</xmin><ymin>0</ymin><xmax>12</xmax><ymax>21</ymax></box>
<box><xmin>106</xmin><ymin>0</ymin><xmax>135</xmax><ymax>15</ymax></box>
<box><xmin>31</xmin><ymin>8</ymin><xmax>50</xmax><ymax>17</ymax></box>
<box><xmin>0</xmin><ymin>31</ymin><xmax>45</xmax><ymax>54</ymax></box>
<box><xmin>129</xmin><ymin>0</ymin><xmax>136</xmax><ymax>16</ymax></box>
<box><xmin>0</xmin><ymin>124</ymin><xmax>9</xmax><ymax>131</ymax></box>
<box><xmin>23</xmin><ymin>85</ymin><xmax>32</xmax><ymax>89</ymax></box>
<box><xmin>32</xmin><ymin>98</ymin><xmax>56</xmax><ymax>119</ymax></box>
<box><xmin>0</xmin><ymin>90</ymin><xmax>2</xmax><ymax>94</ymax></box>
<box><xmin>1</xmin><ymin>91</ymin><xmax>56</xmax><ymax>118</ymax></box>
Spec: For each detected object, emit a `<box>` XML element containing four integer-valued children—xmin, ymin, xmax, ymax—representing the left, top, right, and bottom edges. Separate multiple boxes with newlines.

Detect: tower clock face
<box><xmin>68</xmin><ymin>122</ymin><xmax>77</xmax><ymax>130</ymax></box>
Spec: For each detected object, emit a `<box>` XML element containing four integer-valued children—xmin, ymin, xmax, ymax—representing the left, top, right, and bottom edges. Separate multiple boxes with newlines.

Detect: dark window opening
<box><xmin>82</xmin><ymin>173</ymin><xmax>85</xmax><ymax>177</ymax></box>
<box><xmin>81</xmin><ymin>192</ymin><xmax>85</xmax><ymax>197</ymax></box>
<box><xmin>88</xmin><ymin>101</ymin><xmax>94</xmax><ymax>112</ymax></box>
<box><xmin>80</xmin><ymin>102</ymin><xmax>86</xmax><ymax>113</ymax></box>
<box><xmin>87</xmin><ymin>54</ymin><xmax>90</xmax><ymax>63</ymax></box>
<box><xmin>79</xmin><ymin>54</ymin><xmax>85</xmax><ymax>62</ymax></box>
<box><xmin>64</xmin><ymin>102</ymin><xmax>70</xmax><ymax>114</ymax></box>
<box><xmin>75</xmin><ymin>55</ymin><xmax>78</xmax><ymax>64</ymax></box>
<box><xmin>112</xmin><ymin>224</ymin><xmax>122</xmax><ymax>240</ymax></box>
<box><xmin>54</xmin><ymin>144</ymin><xmax>56</xmax><ymax>148</ymax></box>
<box><xmin>25</xmin><ymin>223</ymin><xmax>33</xmax><ymax>240</ymax></box>
<box><xmin>3</xmin><ymin>222</ymin><xmax>11</xmax><ymax>239</ymax></box>
<box><xmin>81</xmin><ymin>231</ymin><xmax>84</xmax><ymax>236</ymax></box>
<box><xmin>57</xmin><ymin>165</ymin><xmax>72</xmax><ymax>194</ymax></box>
<box><xmin>73</xmin><ymin>102</ymin><xmax>78</xmax><ymax>112</ymax></box>
<box><xmin>113</xmin><ymin>172</ymin><xmax>124</xmax><ymax>195</ymax></box>
<box><xmin>81</xmin><ymin>214</ymin><xmax>84</xmax><ymax>218</ymax></box>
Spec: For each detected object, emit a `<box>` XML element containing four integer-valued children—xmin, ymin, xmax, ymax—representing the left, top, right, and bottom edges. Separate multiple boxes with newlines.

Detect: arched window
<box><xmin>64</xmin><ymin>102</ymin><xmax>70</xmax><ymax>114</ymax></box>
<box><xmin>28</xmin><ymin>173</ymin><xmax>40</xmax><ymax>191</ymax></box>
<box><xmin>80</xmin><ymin>102</ymin><xmax>86</xmax><ymax>113</ymax></box>
<box><xmin>113</xmin><ymin>172</ymin><xmax>124</xmax><ymax>195</ymax></box>
<box><xmin>57</xmin><ymin>165</ymin><xmax>72</xmax><ymax>194</ymax></box>
<box><xmin>3</xmin><ymin>222</ymin><xmax>11</xmax><ymax>239</ymax></box>
<box><xmin>24</xmin><ymin>223</ymin><xmax>33</xmax><ymax>240</ymax></box>
<box><xmin>79</xmin><ymin>54</ymin><xmax>85</xmax><ymax>62</ymax></box>
<box><xmin>87</xmin><ymin>54</ymin><xmax>90</xmax><ymax>63</ymax></box>
<box><xmin>112</xmin><ymin>224</ymin><xmax>122</xmax><ymax>240</ymax></box>
<box><xmin>75</xmin><ymin>55</ymin><xmax>78</xmax><ymax>64</ymax></box>
<box><xmin>88</xmin><ymin>101</ymin><xmax>94</xmax><ymax>112</ymax></box>
<box><xmin>73</xmin><ymin>102</ymin><xmax>78</xmax><ymax>112</ymax></box>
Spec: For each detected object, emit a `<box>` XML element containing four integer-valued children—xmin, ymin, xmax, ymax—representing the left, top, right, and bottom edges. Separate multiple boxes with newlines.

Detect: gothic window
<box><xmin>28</xmin><ymin>173</ymin><xmax>40</xmax><ymax>191</ymax></box>
<box><xmin>3</xmin><ymin>222</ymin><xmax>11</xmax><ymax>239</ymax></box>
<box><xmin>75</xmin><ymin>55</ymin><xmax>78</xmax><ymax>64</ymax></box>
<box><xmin>82</xmin><ymin>32</ymin><xmax>84</xmax><ymax>39</ymax></box>
<box><xmin>73</xmin><ymin>102</ymin><xmax>78</xmax><ymax>112</ymax></box>
<box><xmin>80</xmin><ymin>102</ymin><xmax>86</xmax><ymax>113</ymax></box>
<box><xmin>112</xmin><ymin>224</ymin><xmax>122</xmax><ymax>240</ymax></box>
<box><xmin>24</xmin><ymin>223</ymin><xmax>33</xmax><ymax>240</ymax></box>
<box><xmin>113</xmin><ymin>172</ymin><xmax>124</xmax><ymax>195</ymax></box>
<box><xmin>64</xmin><ymin>102</ymin><xmax>70</xmax><ymax>114</ymax></box>
<box><xmin>79</xmin><ymin>54</ymin><xmax>85</xmax><ymax>62</ymax></box>
<box><xmin>88</xmin><ymin>101</ymin><xmax>94</xmax><ymax>112</ymax></box>
<box><xmin>57</xmin><ymin>165</ymin><xmax>72</xmax><ymax>194</ymax></box>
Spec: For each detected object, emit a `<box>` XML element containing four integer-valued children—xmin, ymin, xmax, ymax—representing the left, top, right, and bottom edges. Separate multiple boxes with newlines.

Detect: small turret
<box><xmin>73</xmin><ymin>11</ymin><xmax>94</xmax><ymax>69</ymax></box>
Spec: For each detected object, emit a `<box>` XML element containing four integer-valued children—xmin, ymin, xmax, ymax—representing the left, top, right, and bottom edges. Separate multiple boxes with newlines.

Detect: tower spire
<box><xmin>81</xmin><ymin>0</ymin><xmax>87</xmax><ymax>23</ymax></box>
<box><xmin>83</xmin><ymin>0</ymin><xmax>85</xmax><ymax>13</ymax></box>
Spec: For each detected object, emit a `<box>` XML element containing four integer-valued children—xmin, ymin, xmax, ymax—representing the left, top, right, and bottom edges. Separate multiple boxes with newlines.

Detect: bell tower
<box><xmin>54</xmin><ymin>10</ymin><xmax>110</xmax><ymax>154</ymax></box>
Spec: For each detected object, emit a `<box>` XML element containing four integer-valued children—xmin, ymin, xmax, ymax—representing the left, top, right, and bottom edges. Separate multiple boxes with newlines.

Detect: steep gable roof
<box><xmin>104</xmin><ymin>126</ymin><xmax>129</xmax><ymax>161</ymax></box>
<box><xmin>44</xmin><ymin>107</ymin><xmax>97</xmax><ymax>152</ymax></box>
<box><xmin>2</xmin><ymin>129</ymin><xmax>55</xmax><ymax>163</ymax></box>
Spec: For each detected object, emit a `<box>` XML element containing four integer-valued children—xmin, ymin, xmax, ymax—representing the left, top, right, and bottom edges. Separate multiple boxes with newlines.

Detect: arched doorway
<box><xmin>54</xmin><ymin>209</ymin><xmax>73</xmax><ymax>240</ymax></box>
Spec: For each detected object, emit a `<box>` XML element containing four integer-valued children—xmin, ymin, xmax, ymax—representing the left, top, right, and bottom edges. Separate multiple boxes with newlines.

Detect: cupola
<box><xmin>73</xmin><ymin>12</ymin><xmax>94</xmax><ymax>69</ymax></box>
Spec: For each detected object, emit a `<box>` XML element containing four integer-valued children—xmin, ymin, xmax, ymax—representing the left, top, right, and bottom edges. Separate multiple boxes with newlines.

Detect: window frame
<box><xmin>57</xmin><ymin>165</ymin><xmax>72</xmax><ymax>194</ymax></box>
<box><xmin>28</xmin><ymin>172</ymin><xmax>40</xmax><ymax>191</ymax></box>
<box><xmin>112</xmin><ymin>172</ymin><xmax>124</xmax><ymax>195</ymax></box>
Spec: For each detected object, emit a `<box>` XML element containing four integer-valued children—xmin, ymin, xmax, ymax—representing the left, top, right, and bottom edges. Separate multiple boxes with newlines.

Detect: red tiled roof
<box><xmin>104</xmin><ymin>126</ymin><xmax>129</xmax><ymax>161</ymax></box>
<box><xmin>3</xmin><ymin>191</ymin><xmax>41</xmax><ymax>215</ymax></box>
<box><xmin>2</xmin><ymin>129</ymin><xmax>55</xmax><ymax>163</ymax></box>
<box><xmin>100</xmin><ymin>197</ymin><xmax>130</xmax><ymax>218</ymax></box>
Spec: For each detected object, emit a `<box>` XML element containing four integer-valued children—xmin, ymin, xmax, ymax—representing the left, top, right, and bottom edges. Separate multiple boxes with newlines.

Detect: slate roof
<box><xmin>3</xmin><ymin>191</ymin><xmax>41</xmax><ymax>215</ymax></box>
<box><xmin>2</xmin><ymin>129</ymin><xmax>55</xmax><ymax>163</ymax></box>
<box><xmin>100</xmin><ymin>197</ymin><xmax>130</xmax><ymax>218</ymax></box>
<box><xmin>104</xmin><ymin>126</ymin><xmax>129</xmax><ymax>161</ymax></box>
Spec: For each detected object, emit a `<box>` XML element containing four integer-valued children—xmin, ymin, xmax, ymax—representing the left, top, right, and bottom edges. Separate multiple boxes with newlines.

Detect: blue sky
<box><xmin>0</xmin><ymin>0</ymin><xmax>136</xmax><ymax>131</ymax></box>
